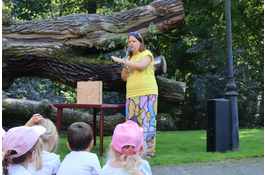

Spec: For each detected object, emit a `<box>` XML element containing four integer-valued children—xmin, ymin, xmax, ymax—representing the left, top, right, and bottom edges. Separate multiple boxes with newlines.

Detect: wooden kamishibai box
<box><xmin>77</xmin><ymin>81</ymin><xmax>102</xmax><ymax>104</ymax></box>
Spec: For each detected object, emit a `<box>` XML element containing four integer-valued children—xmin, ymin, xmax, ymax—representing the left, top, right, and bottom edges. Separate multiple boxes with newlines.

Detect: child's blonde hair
<box><xmin>34</xmin><ymin>118</ymin><xmax>59</xmax><ymax>170</ymax></box>
<box><xmin>39</xmin><ymin>118</ymin><xmax>59</xmax><ymax>151</ymax></box>
<box><xmin>107</xmin><ymin>145</ymin><xmax>143</xmax><ymax>175</ymax></box>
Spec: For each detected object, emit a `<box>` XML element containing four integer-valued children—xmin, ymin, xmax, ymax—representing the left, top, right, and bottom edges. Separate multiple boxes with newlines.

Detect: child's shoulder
<box><xmin>42</xmin><ymin>151</ymin><xmax>60</xmax><ymax>162</ymax></box>
<box><xmin>43</xmin><ymin>150</ymin><xmax>60</xmax><ymax>157</ymax></box>
<box><xmin>9</xmin><ymin>164</ymin><xmax>31</xmax><ymax>175</ymax></box>
<box><xmin>132</xmin><ymin>171</ymin><xmax>145</xmax><ymax>175</ymax></box>
<box><xmin>140</xmin><ymin>159</ymin><xmax>152</xmax><ymax>175</ymax></box>
<box><xmin>66</xmin><ymin>151</ymin><xmax>99</xmax><ymax>160</ymax></box>
<box><xmin>142</xmin><ymin>159</ymin><xmax>150</xmax><ymax>165</ymax></box>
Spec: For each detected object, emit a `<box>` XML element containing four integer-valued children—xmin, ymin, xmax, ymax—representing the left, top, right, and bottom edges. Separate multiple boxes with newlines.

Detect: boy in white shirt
<box><xmin>57</xmin><ymin>122</ymin><xmax>101</xmax><ymax>175</ymax></box>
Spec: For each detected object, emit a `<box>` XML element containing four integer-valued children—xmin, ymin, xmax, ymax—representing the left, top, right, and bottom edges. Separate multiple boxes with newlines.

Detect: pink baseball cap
<box><xmin>2</xmin><ymin>126</ymin><xmax>46</xmax><ymax>158</ymax></box>
<box><xmin>112</xmin><ymin>120</ymin><xmax>144</xmax><ymax>155</ymax></box>
<box><xmin>2</xmin><ymin>128</ymin><xmax>6</xmax><ymax>138</ymax></box>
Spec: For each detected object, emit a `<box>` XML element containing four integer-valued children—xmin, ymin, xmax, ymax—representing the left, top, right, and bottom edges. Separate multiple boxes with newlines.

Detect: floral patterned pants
<box><xmin>125</xmin><ymin>94</ymin><xmax>157</xmax><ymax>153</ymax></box>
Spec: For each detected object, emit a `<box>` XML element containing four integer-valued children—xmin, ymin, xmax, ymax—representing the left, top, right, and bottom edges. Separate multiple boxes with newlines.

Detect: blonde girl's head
<box><xmin>34</xmin><ymin>118</ymin><xmax>59</xmax><ymax>170</ymax></box>
<box><xmin>39</xmin><ymin>118</ymin><xmax>59</xmax><ymax>152</ymax></box>
<box><xmin>108</xmin><ymin>120</ymin><xmax>145</xmax><ymax>174</ymax></box>
<box><xmin>107</xmin><ymin>144</ymin><xmax>144</xmax><ymax>175</ymax></box>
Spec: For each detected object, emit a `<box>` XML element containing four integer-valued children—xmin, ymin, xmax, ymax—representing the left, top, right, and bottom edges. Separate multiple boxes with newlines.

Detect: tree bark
<box><xmin>2</xmin><ymin>54</ymin><xmax>185</xmax><ymax>103</ymax></box>
<box><xmin>2</xmin><ymin>0</ymin><xmax>186</xmax><ymax>103</ymax></box>
<box><xmin>2</xmin><ymin>0</ymin><xmax>185</xmax><ymax>50</ymax></box>
<box><xmin>2</xmin><ymin>98</ymin><xmax>126</xmax><ymax>136</ymax></box>
<box><xmin>2</xmin><ymin>98</ymin><xmax>181</xmax><ymax>134</ymax></box>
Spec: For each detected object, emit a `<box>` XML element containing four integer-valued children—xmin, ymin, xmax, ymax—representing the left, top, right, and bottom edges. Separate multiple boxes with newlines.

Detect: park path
<box><xmin>151</xmin><ymin>157</ymin><xmax>264</xmax><ymax>175</ymax></box>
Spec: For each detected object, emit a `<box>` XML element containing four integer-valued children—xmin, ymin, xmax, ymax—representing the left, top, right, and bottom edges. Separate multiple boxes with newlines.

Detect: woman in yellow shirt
<box><xmin>111</xmin><ymin>32</ymin><xmax>158</xmax><ymax>158</ymax></box>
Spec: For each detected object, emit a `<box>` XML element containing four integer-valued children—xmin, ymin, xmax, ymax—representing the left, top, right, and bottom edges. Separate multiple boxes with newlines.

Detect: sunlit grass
<box><xmin>57</xmin><ymin>128</ymin><xmax>264</xmax><ymax>167</ymax></box>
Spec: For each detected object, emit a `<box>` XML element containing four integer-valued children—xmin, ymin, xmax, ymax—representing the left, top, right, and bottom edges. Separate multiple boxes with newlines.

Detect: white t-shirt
<box><xmin>28</xmin><ymin>150</ymin><xmax>60</xmax><ymax>175</ymax></box>
<box><xmin>99</xmin><ymin>159</ymin><xmax>152</xmax><ymax>175</ymax></box>
<box><xmin>7</xmin><ymin>164</ymin><xmax>31</xmax><ymax>175</ymax></box>
<box><xmin>56</xmin><ymin>151</ymin><xmax>101</xmax><ymax>175</ymax></box>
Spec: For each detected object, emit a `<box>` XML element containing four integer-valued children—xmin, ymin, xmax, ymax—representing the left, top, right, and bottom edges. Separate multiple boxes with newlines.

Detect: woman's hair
<box><xmin>107</xmin><ymin>145</ymin><xmax>143</xmax><ymax>175</ymax></box>
<box><xmin>128</xmin><ymin>33</ymin><xmax>146</xmax><ymax>60</ymax></box>
<box><xmin>2</xmin><ymin>139</ymin><xmax>39</xmax><ymax>175</ymax></box>
<box><xmin>34</xmin><ymin>118</ymin><xmax>59</xmax><ymax>170</ymax></box>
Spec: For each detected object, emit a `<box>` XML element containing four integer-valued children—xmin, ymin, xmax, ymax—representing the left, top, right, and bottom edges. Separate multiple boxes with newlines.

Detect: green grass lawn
<box><xmin>57</xmin><ymin>128</ymin><xmax>264</xmax><ymax>167</ymax></box>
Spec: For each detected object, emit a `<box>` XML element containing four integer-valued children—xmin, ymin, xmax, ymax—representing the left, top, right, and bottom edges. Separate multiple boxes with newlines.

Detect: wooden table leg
<box><xmin>56</xmin><ymin>107</ymin><xmax>63</xmax><ymax>135</ymax></box>
<box><xmin>100</xmin><ymin>108</ymin><xmax>104</xmax><ymax>156</ymax></box>
<box><xmin>93</xmin><ymin>109</ymin><xmax>97</xmax><ymax>146</ymax></box>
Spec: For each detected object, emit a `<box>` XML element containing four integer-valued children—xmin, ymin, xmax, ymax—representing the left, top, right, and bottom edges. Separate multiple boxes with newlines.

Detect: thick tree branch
<box><xmin>2</xmin><ymin>98</ymin><xmax>125</xmax><ymax>136</ymax></box>
<box><xmin>2</xmin><ymin>0</ymin><xmax>185</xmax><ymax>52</ymax></box>
<box><xmin>2</xmin><ymin>0</ymin><xmax>186</xmax><ymax>104</ymax></box>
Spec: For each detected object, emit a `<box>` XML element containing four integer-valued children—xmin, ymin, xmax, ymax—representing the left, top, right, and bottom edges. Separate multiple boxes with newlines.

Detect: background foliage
<box><xmin>2</xmin><ymin>0</ymin><xmax>264</xmax><ymax>130</ymax></box>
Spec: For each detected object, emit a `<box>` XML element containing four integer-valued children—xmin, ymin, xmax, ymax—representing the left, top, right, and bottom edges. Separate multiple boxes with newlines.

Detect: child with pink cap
<box><xmin>2</xmin><ymin>127</ymin><xmax>7</xmax><ymax>160</ymax></box>
<box><xmin>99</xmin><ymin>120</ymin><xmax>152</xmax><ymax>175</ymax></box>
<box><xmin>2</xmin><ymin>125</ymin><xmax>46</xmax><ymax>175</ymax></box>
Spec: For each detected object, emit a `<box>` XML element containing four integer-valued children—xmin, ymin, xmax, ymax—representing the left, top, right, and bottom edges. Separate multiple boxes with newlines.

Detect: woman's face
<box><xmin>128</xmin><ymin>35</ymin><xmax>141</xmax><ymax>52</ymax></box>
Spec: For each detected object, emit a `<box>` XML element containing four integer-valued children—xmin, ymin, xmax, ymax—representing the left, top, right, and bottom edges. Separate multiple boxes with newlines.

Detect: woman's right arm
<box><xmin>121</xmin><ymin>66</ymin><xmax>127</xmax><ymax>82</ymax></box>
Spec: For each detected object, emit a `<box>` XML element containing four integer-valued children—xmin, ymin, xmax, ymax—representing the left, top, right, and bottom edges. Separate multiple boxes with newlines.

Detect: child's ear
<box><xmin>52</xmin><ymin>137</ymin><xmax>55</xmax><ymax>144</ymax></box>
<box><xmin>66</xmin><ymin>142</ymin><xmax>72</xmax><ymax>151</ymax></box>
<box><xmin>28</xmin><ymin>150</ymin><xmax>35</xmax><ymax>163</ymax></box>
<box><xmin>140</xmin><ymin>145</ymin><xmax>144</xmax><ymax>152</ymax></box>
<box><xmin>29</xmin><ymin>150</ymin><xmax>35</xmax><ymax>159</ymax></box>
<box><xmin>110</xmin><ymin>144</ymin><xmax>115</xmax><ymax>152</ymax></box>
<box><xmin>89</xmin><ymin>140</ymin><xmax>94</xmax><ymax>149</ymax></box>
<box><xmin>139</xmin><ymin>145</ymin><xmax>144</xmax><ymax>156</ymax></box>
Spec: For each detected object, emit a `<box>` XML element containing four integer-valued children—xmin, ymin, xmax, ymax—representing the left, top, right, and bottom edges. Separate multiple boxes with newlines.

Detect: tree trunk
<box><xmin>2</xmin><ymin>0</ymin><xmax>186</xmax><ymax>103</ymax></box>
<box><xmin>156</xmin><ymin>76</ymin><xmax>186</xmax><ymax>102</ymax></box>
<box><xmin>3</xmin><ymin>54</ymin><xmax>185</xmax><ymax>103</ymax></box>
<box><xmin>3</xmin><ymin>0</ymin><xmax>185</xmax><ymax>50</ymax></box>
<box><xmin>2</xmin><ymin>98</ymin><xmax>181</xmax><ymax>134</ymax></box>
<box><xmin>2</xmin><ymin>98</ymin><xmax>126</xmax><ymax>136</ymax></box>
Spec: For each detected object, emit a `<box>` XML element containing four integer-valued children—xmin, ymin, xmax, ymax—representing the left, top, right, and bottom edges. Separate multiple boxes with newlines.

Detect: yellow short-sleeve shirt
<box><xmin>126</xmin><ymin>50</ymin><xmax>158</xmax><ymax>98</ymax></box>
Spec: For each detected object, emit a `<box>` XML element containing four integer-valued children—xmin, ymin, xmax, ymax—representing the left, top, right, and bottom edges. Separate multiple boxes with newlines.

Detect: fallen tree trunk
<box><xmin>2</xmin><ymin>98</ymin><xmax>179</xmax><ymax>134</ymax></box>
<box><xmin>2</xmin><ymin>0</ymin><xmax>186</xmax><ymax>103</ymax></box>
<box><xmin>2</xmin><ymin>0</ymin><xmax>185</xmax><ymax>52</ymax></box>
<box><xmin>2</xmin><ymin>98</ymin><xmax>126</xmax><ymax>136</ymax></box>
<box><xmin>3</xmin><ymin>55</ymin><xmax>185</xmax><ymax>103</ymax></box>
<box><xmin>156</xmin><ymin>76</ymin><xmax>186</xmax><ymax>102</ymax></box>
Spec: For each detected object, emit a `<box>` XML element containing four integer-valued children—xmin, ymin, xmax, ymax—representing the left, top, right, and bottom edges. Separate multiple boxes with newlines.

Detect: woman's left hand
<box><xmin>111</xmin><ymin>56</ymin><xmax>123</xmax><ymax>64</ymax></box>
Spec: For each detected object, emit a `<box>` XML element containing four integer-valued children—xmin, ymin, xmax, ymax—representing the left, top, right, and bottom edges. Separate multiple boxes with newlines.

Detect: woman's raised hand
<box><xmin>111</xmin><ymin>56</ymin><xmax>123</xmax><ymax>64</ymax></box>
